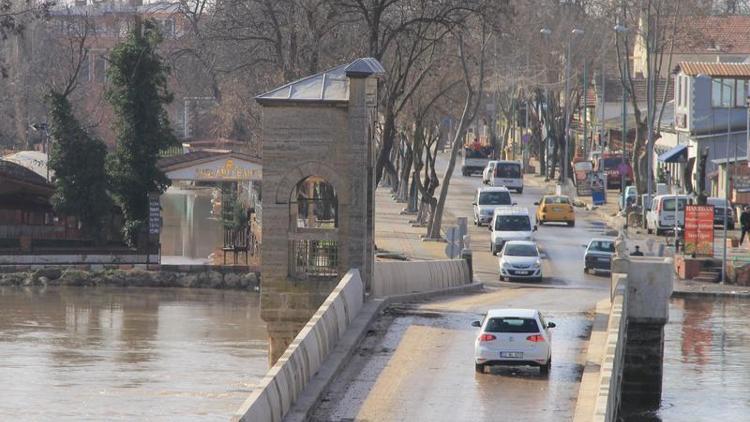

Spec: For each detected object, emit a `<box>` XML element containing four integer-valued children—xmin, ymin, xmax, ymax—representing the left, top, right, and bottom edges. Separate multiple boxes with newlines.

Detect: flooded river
<box><xmin>0</xmin><ymin>286</ymin><xmax>268</xmax><ymax>421</ymax></box>
<box><xmin>651</xmin><ymin>297</ymin><xmax>750</xmax><ymax>421</ymax></box>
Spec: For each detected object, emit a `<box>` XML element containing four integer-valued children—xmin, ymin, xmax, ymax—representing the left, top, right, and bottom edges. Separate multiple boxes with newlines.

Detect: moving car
<box><xmin>498</xmin><ymin>240</ymin><xmax>542</xmax><ymax>282</ymax></box>
<box><xmin>645</xmin><ymin>194</ymin><xmax>693</xmax><ymax>235</ymax></box>
<box><xmin>488</xmin><ymin>160</ymin><xmax>524</xmax><ymax>193</ymax></box>
<box><xmin>583</xmin><ymin>238</ymin><xmax>615</xmax><ymax>274</ymax></box>
<box><xmin>482</xmin><ymin>161</ymin><xmax>499</xmax><ymax>184</ymax></box>
<box><xmin>535</xmin><ymin>195</ymin><xmax>575</xmax><ymax>226</ymax></box>
<box><xmin>462</xmin><ymin>134</ymin><xmax>494</xmax><ymax>176</ymax></box>
<box><xmin>472</xmin><ymin>308</ymin><xmax>555</xmax><ymax>374</ymax></box>
<box><xmin>489</xmin><ymin>207</ymin><xmax>536</xmax><ymax>255</ymax></box>
<box><xmin>473</xmin><ymin>186</ymin><xmax>514</xmax><ymax>226</ymax></box>
<box><xmin>707</xmin><ymin>197</ymin><xmax>735</xmax><ymax>230</ymax></box>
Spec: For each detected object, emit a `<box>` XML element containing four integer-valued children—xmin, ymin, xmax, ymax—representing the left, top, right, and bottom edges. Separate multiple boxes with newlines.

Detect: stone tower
<box><xmin>256</xmin><ymin>58</ymin><xmax>383</xmax><ymax>363</ymax></box>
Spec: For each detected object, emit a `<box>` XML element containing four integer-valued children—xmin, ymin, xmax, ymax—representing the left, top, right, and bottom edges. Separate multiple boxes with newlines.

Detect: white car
<box><xmin>482</xmin><ymin>160</ymin><xmax>499</xmax><ymax>184</ymax></box>
<box><xmin>489</xmin><ymin>207</ymin><xmax>536</xmax><ymax>255</ymax></box>
<box><xmin>472</xmin><ymin>308</ymin><xmax>555</xmax><ymax>374</ymax></box>
<box><xmin>473</xmin><ymin>186</ymin><xmax>514</xmax><ymax>226</ymax></box>
<box><xmin>488</xmin><ymin>160</ymin><xmax>524</xmax><ymax>193</ymax></box>
<box><xmin>498</xmin><ymin>240</ymin><xmax>542</xmax><ymax>282</ymax></box>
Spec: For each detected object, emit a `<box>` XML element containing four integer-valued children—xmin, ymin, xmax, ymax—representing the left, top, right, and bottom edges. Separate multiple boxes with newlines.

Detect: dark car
<box><xmin>584</xmin><ymin>239</ymin><xmax>615</xmax><ymax>274</ymax></box>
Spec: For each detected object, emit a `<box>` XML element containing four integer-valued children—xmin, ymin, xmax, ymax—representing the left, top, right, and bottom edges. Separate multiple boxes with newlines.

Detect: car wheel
<box><xmin>656</xmin><ymin>228</ymin><xmax>663</xmax><ymax>236</ymax></box>
<box><xmin>490</xmin><ymin>243</ymin><xmax>496</xmax><ymax>256</ymax></box>
<box><xmin>540</xmin><ymin>358</ymin><xmax>551</xmax><ymax>375</ymax></box>
<box><xmin>583</xmin><ymin>267</ymin><xmax>589</xmax><ymax>274</ymax></box>
<box><xmin>538</xmin><ymin>219</ymin><xmax>544</xmax><ymax>226</ymax></box>
<box><xmin>517</xmin><ymin>188</ymin><xmax>523</xmax><ymax>194</ymax></box>
<box><xmin>567</xmin><ymin>221</ymin><xmax>575</xmax><ymax>227</ymax></box>
<box><xmin>647</xmin><ymin>227</ymin><xmax>653</xmax><ymax>235</ymax></box>
<box><xmin>475</xmin><ymin>363</ymin><xmax>486</xmax><ymax>373</ymax></box>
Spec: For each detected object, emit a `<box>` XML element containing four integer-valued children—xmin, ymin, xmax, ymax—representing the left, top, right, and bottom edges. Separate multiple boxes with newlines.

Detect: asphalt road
<box><xmin>312</xmin><ymin>157</ymin><xmax>612</xmax><ymax>422</ymax></box>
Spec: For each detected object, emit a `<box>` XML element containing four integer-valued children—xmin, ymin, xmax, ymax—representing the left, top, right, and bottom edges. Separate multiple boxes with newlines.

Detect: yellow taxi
<box><xmin>535</xmin><ymin>195</ymin><xmax>575</xmax><ymax>227</ymax></box>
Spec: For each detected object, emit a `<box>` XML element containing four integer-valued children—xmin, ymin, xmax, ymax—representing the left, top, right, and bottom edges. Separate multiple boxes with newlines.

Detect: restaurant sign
<box><xmin>684</xmin><ymin>205</ymin><xmax>714</xmax><ymax>257</ymax></box>
<box><xmin>165</xmin><ymin>157</ymin><xmax>262</xmax><ymax>181</ymax></box>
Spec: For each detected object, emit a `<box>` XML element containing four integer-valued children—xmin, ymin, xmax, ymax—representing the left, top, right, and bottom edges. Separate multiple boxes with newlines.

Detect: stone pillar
<box><xmin>619</xmin><ymin>257</ymin><xmax>673</xmax><ymax>416</ymax></box>
<box><xmin>181</xmin><ymin>193</ymin><xmax>196</xmax><ymax>259</ymax></box>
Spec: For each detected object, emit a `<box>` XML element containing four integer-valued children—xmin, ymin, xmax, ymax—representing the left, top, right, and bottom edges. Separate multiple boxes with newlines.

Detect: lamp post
<box><xmin>540</xmin><ymin>28</ymin><xmax>552</xmax><ymax>179</ymax></box>
<box><xmin>614</xmin><ymin>24</ymin><xmax>629</xmax><ymax>194</ymax></box>
<box><xmin>30</xmin><ymin>122</ymin><xmax>50</xmax><ymax>182</ymax></box>
<box><xmin>563</xmin><ymin>28</ymin><xmax>584</xmax><ymax>183</ymax></box>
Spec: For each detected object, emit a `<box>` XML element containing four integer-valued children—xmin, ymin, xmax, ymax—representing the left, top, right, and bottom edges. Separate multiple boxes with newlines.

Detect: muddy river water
<box><xmin>0</xmin><ymin>286</ymin><xmax>268</xmax><ymax>421</ymax></box>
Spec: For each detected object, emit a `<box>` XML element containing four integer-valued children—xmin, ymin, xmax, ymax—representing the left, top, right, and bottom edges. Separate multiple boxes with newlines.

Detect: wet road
<box><xmin>634</xmin><ymin>297</ymin><xmax>750</xmax><ymax>421</ymax></box>
<box><xmin>0</xmin><ymin>287</ymin><xmax>268</xmax><ymax>421</ymax></box>
<box><xmin>313</xmin><ymin>161</ymin><xmax>611</xmax><ymax>421</ymax></box>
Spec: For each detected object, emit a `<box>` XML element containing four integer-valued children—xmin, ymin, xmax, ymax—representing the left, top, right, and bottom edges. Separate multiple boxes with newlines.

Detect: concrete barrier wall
<box><xmin>372</xmin><ymin>259</ymin><xmax>470</xmax><ymax>298</ymax></box>
<box><xmin>233</xmin><ymin>269</ymin><xmax>364</xmax><ymax>422</ymax></box>
<box><xmin>593</xmin><ymin>274</ymin><xmax>627</xmax><ymax>422</ymax></box>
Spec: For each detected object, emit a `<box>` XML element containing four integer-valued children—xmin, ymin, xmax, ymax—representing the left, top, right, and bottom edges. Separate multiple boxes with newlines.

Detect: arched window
<box><xmin>289</xmin><ymin>176</ymin><xmax>338</xmax><ymax>279</ymax></box>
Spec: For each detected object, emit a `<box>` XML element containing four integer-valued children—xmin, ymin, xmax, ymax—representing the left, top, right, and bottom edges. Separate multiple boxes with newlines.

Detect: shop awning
<box><xmin>657</xmin><ymin>144</ymin><xmax>687</xmax><ymax>163</ymax></box>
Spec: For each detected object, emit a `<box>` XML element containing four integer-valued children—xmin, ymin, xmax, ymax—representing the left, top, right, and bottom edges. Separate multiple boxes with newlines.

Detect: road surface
<box><xmin>312</xmin><ymin>157</ymin><xmax>612</xmax><ymax>421</ymax></box>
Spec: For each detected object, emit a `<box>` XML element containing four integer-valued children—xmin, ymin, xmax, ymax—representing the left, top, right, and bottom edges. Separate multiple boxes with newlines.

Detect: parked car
<box><xmin>535</xmin><ymin>195</ymin><xmax>575</xmax><ymax>227</ymax></box>
<box><xmin>498</xmin><ymin>240</ymin><xmax>543</xmax><ymax>282</ymax></box>
<box><xmin>489</xmin><ymin>207</ymin><xmax>536</xmax><ymax>255</ymax></box>
<box><xmin>473</xmin><ymin>186</ymin><xmax>514</xmax><ymax>226</ymax></box>
<box><xmin>645</xmin><ymin>194</ymin><xmax>693</xmax><ymax>235</ymax></box>
<box><xmin>707</xmin><ymin>197</ymin><xmax>735</xmax><ymax>230</ymax></box>
<box><xmin>619</xmin><ymin>186</ymin><xmax>637</xmax><ymax>211</ymax></box>
<box><xmin>488</xmin><ymin>160</ymin><xmax>524</xmax><ymax>193</ymax></box>
<box><xmin>472</xmin><ymin>308</ymin><xmax>555</xmax><ymax>374</ymax></box>
<box><xmin>583</xmin><ymin>238</ymin><xmax>615</xmax><ymax>274</ymax></box>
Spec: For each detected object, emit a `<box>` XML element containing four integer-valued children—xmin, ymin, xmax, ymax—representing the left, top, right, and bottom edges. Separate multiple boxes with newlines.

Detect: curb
<box><xmin>283</xmin><ymin>282</ymin><xmax>484</xmax><ymax>422</ymax></box>
<box><xmin>573</xmin><ymin>298</ymin><xmax>612</xmax><ymax>422</ymax></box>
<box><xmin>284</xmin><ymin>298</ymin><xmax>388</xmax><ymax>422</ymax></box>
<box><xmin>383</xmin><ymin>282</ymin><xmax>485</xmax><ymax>304</ymax></box>
<box><xmin>672</xmin><ymin>289</ymin><xmax>750</xmax><ymax>298</ymax></box>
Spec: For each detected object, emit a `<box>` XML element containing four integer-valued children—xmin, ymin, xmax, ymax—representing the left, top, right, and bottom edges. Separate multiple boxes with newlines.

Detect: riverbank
<box><xmin>0</xmin><ymin>267</ymin><xmax>260</xmax><ymax>290</ymax></box>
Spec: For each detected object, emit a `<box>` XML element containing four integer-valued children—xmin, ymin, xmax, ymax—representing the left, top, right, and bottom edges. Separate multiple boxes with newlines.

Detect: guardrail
<box><xmin>372</xmin><ymin>259</ymin><xmax>471</xmax><ymax>298</ymax></box>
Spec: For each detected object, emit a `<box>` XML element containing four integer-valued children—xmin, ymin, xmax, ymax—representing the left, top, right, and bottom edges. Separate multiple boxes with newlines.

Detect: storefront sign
<box><xmin>195</xmin><ymin>159</ymin><xmax>260</xmax><ymax>180</ymax></box>
<box><xmin>148</xmin><ymin>193</ymin><xmax>161</xmax><ymax>235</ymax></box>
<box><xmin>165</xmin><ymin>156</ymin><xmax>262</xmax><ymax>181</ymax></box>
<box><xmin>684</xmin><ymin>205</ymin><xmax>714</xmax><ymax>257</ymax></box>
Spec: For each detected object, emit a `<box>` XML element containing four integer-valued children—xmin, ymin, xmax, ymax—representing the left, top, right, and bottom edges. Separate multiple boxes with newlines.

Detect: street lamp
<box><xmin>563</xmin><ymin>28</ymin><xmax>584</xmax><ymax>183</ymax></box>
<box><xmin>30</xmin><ymin>122</ymin><xmax>50</xmax><ymax>182</ymax></box>
<box><xmin>614</xmin><ymin>24</ymin><xmax>629</xmax><ymax>195</ymax></box>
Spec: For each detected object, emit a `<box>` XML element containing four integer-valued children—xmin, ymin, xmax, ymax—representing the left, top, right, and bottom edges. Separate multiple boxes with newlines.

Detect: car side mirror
<box><xmin>547</xmin><ymin>322</ymin><xmax>556</xmax><ymax>328</ymax></box>
<box><xmin>488</xmin><ymin>225</ymin><xmax>493</xmax><ymax>231</ymax></box>
<box><xmin>512</xmin><ymin>202</ymin><xmax>518</xmax><ymax>206</ymax></box>
<box><xmin>471</xmin><ymin>320</ymin><xmax>481</xmax><ymax>328</ymax></box>
<box><xmin>472</xmin><ymin>202</ymin><xmax>477</xmax><ymax>206</ymax></box>
<box><xmin>533</xmin><ymin>202</ymin><xmax>540</xmax><ymax>206</ymax></box>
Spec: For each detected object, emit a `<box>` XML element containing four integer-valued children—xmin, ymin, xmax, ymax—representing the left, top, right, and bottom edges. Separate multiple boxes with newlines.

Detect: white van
<box><xmin>473</xmin><ymin>186</ymin><xmax>514</xmax><ymax>226</ymax></box>
<box><xmin>489</xmin><ymin>160</ymin><xmax>524</xmax><ymax>193</ymax></box>
<box><xmin>645</xmin><ymin>194</ymin><xmax>693</xmax><ymax>235</ymax></box>
<box><xmin>489</xmin><ymin>207</ymin><xmax>536</xmax><ymax>255</ymax></box>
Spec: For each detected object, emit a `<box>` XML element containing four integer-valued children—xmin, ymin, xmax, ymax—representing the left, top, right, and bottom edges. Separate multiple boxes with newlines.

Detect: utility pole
<box><xmin>563</xmin><ymin>29</ymin><xmax>584</xmax><ymax>182</ymax></box>
<box><xmin>583</xmin><ymin>61</ymin><xmax>588</xmax><ymax>160</ymax></box>
<box><xmin>600</xmin><ymin>65</ymin><xmax>606</xmax><ymax>153</ymax></box>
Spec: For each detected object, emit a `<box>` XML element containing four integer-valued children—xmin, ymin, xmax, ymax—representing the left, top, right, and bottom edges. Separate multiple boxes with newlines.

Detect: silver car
<box><xmin>498</xmin><ymin>240</ymin><xmax>542</xmax><ymax>282</ymax></box>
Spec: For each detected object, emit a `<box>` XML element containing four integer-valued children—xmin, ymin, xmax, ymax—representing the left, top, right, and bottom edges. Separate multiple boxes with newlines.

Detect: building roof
<box><xmin>2</xmin><ymin>151</ymin><xmax>51</xmax><ymax>179</ymax></box>
<box><xmin>674</xmin><ymin>61</ymin><xmax>750</xmax><ymax>78</ymax></box>
<box><xmin>256</xmin><ymin>58</ymin><xmax>384</xmax><ymax>104</ymax></box>
<box><xmin>597</xmin><ymin>77</ymin><xmax>674</xmax><ymax>103</ymax></box>
<box><xmin>673</xmin><ymin>16</ymin><xmax>750</xmax><ymax>55</ymax></box>
<box><xmin>157</xmin><ymin>150</ymin><xmax>260</xmax><ymax>172</ymax></box>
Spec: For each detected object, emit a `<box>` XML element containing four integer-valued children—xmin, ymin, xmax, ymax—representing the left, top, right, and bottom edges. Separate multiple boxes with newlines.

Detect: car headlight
<box><xmin>501</xmin><ymin>261</ymin><xmax>512</xmax><ymax>269</ymax></box>
<box><xmin>533</xmin><ymin>260</ymin><xmax>541</xmax><ymax>268</ymax></box>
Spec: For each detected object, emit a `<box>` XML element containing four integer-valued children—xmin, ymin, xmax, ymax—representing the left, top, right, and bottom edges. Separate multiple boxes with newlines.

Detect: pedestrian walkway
<box><xmin>374</xmin><ymin>188</ymin><xmax>448</xmax><ymax>261</ymax></box>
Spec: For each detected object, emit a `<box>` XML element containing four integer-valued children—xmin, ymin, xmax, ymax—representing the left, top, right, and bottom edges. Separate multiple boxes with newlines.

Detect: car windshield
<box><xmin>495</xmin><ymin>163</ymin><xmax>521</xmax><ymax>178</ymax></box>
<box><xmin>485</xmin><ymin>317</ymin><xmax>539</xmax><ymax>333</ymax></box>
<box><xmin>504</xmin><ymin>244</ymin><xmax>538</xmax><ymax>257</ymax></box>
<box><xmin>479</xmin><ymin>191</ymin><xmax>511</xmax><ymax>205</ymax></box>
<box><xmin>662</xmin><ymin>198</ymin><xmax>688</xmax><ymax>211</ymax></box>
<box><xmin>543</xmin><ymin>196</ymin><xmax>570</xmax><ymax>205</ymax></box>
<box><xmin>495</xmin><ymin>215</ymin><xmax>531</xmax><ymax>231</ymax></box>
<box><xmin>588</xmin><ymin>241</ymin><xmax>615</xmax><ymax>253</ymax></box>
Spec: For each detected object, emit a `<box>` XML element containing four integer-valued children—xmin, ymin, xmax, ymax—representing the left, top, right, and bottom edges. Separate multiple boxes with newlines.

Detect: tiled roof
<box><xmin>673</xmin><ymin>16</ymin><xmax>750</xmax><ymax>54</ymax></box>
<box><xmin>674</xmin><ymin>62</ymin><xmax>750</xmax><ymax>78</ymax></box>
<box><xmin>595</xmin><ymin>77</ymin><xmax>673</xmax><ymax>103</ymax></box>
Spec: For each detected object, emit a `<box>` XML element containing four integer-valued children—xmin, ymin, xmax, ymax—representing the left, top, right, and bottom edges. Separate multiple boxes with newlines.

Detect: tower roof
<box><xmin>256</xmin><ymin>58</ymin><xmax>384</xmax><ymax>105</ymax></box>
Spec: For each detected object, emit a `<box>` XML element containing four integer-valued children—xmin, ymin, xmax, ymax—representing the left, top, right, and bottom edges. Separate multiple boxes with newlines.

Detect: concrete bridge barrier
<box><xmin>232</xmin><ymin>269</ymin><xmax>364</xmax><ymax>422</ymax></box>
<box><xmin>372</xmin><ymin>259</ymin><xmax>470</xmax><ymax>298</ymax></box>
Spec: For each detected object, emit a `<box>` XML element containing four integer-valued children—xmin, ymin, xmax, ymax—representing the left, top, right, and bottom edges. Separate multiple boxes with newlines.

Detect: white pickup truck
<box><xmin>462</xmin><ymin>147</ymin><xmax>493</xmax><ymax>176</ymax></box>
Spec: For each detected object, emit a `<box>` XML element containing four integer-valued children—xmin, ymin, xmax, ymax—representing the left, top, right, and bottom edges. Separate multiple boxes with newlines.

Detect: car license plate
<box><xmin>598</xmin><ymin>257</ymin><xmax>609</xmax><ymax>262</ymax></box>
<box><xmin>500</xmin><ymin>352</ymin><xmax>522</xmax><ymax>358</ymax></box>
<box><xmin>515</xmin><ymin>271</ymin><xmax>529</xmax><ymax>275</ymax></box>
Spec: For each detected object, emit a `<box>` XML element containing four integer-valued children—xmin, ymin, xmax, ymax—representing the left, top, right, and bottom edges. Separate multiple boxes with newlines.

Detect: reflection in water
<box><xmin>0</xmin><ymin>286</ymin><xmax>268</xmax><ymax>420</ymax></box>
<box><xmin>647</xmin><ymin>297</ymin><xmax>750</xmax><ymax>421</ymax></box>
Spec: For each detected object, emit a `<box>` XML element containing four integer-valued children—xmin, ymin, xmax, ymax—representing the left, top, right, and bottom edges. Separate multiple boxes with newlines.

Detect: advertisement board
<box><xmin>684</xmin><ymin>205</ymin><xmax>714</xmax><ymax>257</ymax></box>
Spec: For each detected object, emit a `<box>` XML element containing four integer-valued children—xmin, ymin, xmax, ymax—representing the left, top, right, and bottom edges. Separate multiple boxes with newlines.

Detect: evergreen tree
<box><xmin>47</xmin><ymin>91</ymin><xmax>110</xmax><ymax>241</ymax></box>
<box><xmin>106</xmin><ymin>19</ymin><xmax>177</xmax><ymax>246</ymax></box>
